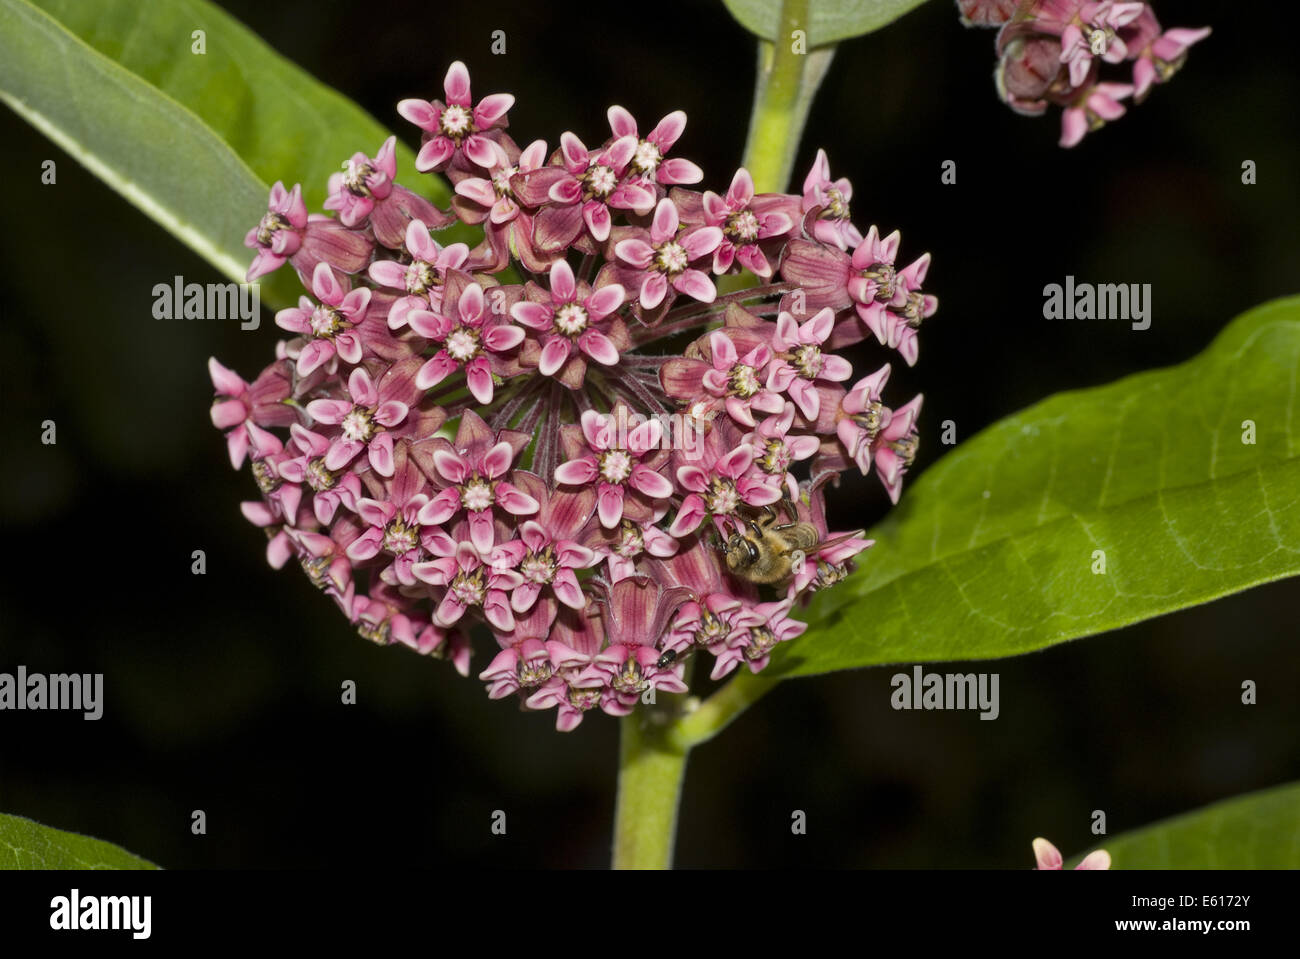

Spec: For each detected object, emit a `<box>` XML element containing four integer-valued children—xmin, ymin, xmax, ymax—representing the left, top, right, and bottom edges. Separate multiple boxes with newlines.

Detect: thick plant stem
<box><xmin>740</xmin><ymin>0</ymin><xmax>836</xmax><ymax>193</ymax></box>
<box><xmin>612</xmin><ymin>714</ymin><xmax>689</xmax><ymax>869</ymax></box>
<box><xmin>611</xmin><ymin>673</ymin><xmax>780</xmax><ymax>868</ymax></box>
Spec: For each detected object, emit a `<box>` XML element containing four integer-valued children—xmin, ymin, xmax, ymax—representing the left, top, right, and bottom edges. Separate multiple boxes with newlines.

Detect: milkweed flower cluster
<box><xmin>957</xmin><ymin>1</ymin><xmax>1210</xmax><ymax>147</ymax></box>
<box><xmin>213</xmin><ymin>61</ymin><xmax>934</xmax><ymax>729</ymax></box>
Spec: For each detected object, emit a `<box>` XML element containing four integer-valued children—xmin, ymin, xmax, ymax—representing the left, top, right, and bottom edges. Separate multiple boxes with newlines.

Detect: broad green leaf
<box><xmin>1071</xmin><ymin>781</ymin><xmax>1300</xmax><ymax>868</ymax></box>
<box><xmin>2</xmin><ymin>0</ymin><xmax>468</xmax><ymax>310</ymax></box>
<box><xmin>722</xmin><ymin>0</ymin><xmax>934</xmax><ymax>46</ymax></box>
<box><xmin>0</xmin><ymin>812</ymin><xmax>158</xmax><ymax>870</ymax></box>
<box><xmin>0</xmin><ymin>0</ymin><xmax>281</xmax><ymax>296</ymax></box>
<box><xmin>771</xmin><ymin>295</ymin><xmax>1300</xmax><ymax>677</ymax></box>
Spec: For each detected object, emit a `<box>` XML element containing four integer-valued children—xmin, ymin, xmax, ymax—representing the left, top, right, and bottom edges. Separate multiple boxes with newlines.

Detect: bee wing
<box><xmin>812</xmin><ymin>529</ymin><xmax>868</xmax><ymax>554</ymax></box>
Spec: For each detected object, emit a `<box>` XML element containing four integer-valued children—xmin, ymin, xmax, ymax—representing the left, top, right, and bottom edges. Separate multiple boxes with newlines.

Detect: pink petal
<box><xmin>630</xmin><ymin>466</ymin><xmax>672</xmax><ymax>499</ymax></box>
<box><xmin>597</xmin><ymin>484</ymin><xmax>625</xmax><ymax>528</ymax></box>
<box><xmin>443</xmin><ymin>60</ymin><xmax>472</xmax><ymax>106</ymax></box>
<box><xmin>550</xmin><ymin>259</ymin><xmax>577</xmax><ymax>302</ymax></box>
<box><xmin>555</xmin><ymin>457</ymin><xmax>598</xmax><ymax>485</ymax></box>
<box><xmin>672</xmin><ymin>269</ymin><xmax>716</xmax><ymax>302</ymax></box>
<box><xmin>640</xmin><ymin>273</ymin><xmax>668</xmax><ymax>310</ymax></box>
<box><xmin>368</xmin><ymin>434</ymin><xmax>395</xmax><ymax>476</ymax></box>
<box><xmin>539</xmin><ymin>337</ymin><xmax>572</xmax><ymax>376</ymax></box>
<box><xmin>615</xmin><ymin>238</ymin><xmax>656</xmax><ymax>269</ymax></box>
<box><xmin>578</xmin><ymin>330</ymin><xmax>618</xmax><ymax>366</ymax></box>
<box><xmin>474</xmin><ymin>92</ymin><xmax>514</xmax><ymax>127</ymax></box>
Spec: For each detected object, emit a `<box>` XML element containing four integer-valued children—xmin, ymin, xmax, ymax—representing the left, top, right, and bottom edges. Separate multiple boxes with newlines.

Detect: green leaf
<box><xmin>722</xmin><ymin>0</ymin><xmax>934</xmax><ymax>46</ymax></box>
<box><xmin>0</xmin><ymin>812</ymin><xmax>158</xmax><ymax>870</ymax></box>
<box><xmin>771</xmin><ymin>294</ymin><xmax>1300</xmax><ymax>677</ymax></box>
<box><xmin>1</xmin><ymin>0</ymin><xmax>467</xmax><ymax>310</ymax></box>
<box><xmin>1071</xmin><ymin>781</ymin><xmax>1300</xmax><ymax>868</ymax></box>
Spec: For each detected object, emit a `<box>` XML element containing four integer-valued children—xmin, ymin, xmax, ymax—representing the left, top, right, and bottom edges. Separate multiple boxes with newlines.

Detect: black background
<box><xmin>0</xmin><ymin>0</ymin><xmax>1296</xmax><ymax>869</ymax></box>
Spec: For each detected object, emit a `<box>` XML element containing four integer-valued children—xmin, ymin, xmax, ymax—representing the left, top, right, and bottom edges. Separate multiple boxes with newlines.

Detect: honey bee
<box><xmin>722</xmin><ymin>511</ymin><xmax>823</xmax><ymax>586</ymax></box>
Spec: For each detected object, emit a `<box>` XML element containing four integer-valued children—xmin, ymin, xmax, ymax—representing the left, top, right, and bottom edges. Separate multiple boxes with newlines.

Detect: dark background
<box><xmin>1</xmin><ymin>0</ymin><xmax>1296</xmax><ymax>868</ymax></box>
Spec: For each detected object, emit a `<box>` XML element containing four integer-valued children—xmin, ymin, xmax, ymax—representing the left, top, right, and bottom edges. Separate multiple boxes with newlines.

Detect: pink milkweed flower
<box><xmin>658</xmin><ymin>323</ymin><xmax>778</xmax><ymax>425</ymax></box>
<box><xmin>614</xmin><ymin>198</ymin><xmax>723</xmax><ymax>309</ymax></box>
<box><xmin>607</xmin><ymin>106</ymin><xmax>703</xmax><ymax>186</ymax></box>
<box><xmin>397</xmin><ymin>61</ymin><xmax>515</xmax><ymax>172</ymax></box>
<box><xmin>802</xmin><ymin>149</ymin><xmax>863</xmax><ymax>251</ymax></box>
<box><xmin>699</xmin><ymin>330</ymin><xmax>783</xmax><ymax>427</ymax></box>
<box><xmin>662</xmin><ymin>588</ymin><xmax>762</xmax><ymax>666</ymax></box>
<box><xmin>408</xmin><ymin>277</ymin><xmax>525</xmax><ymax>404</ymax></box>
<box><xmin>509</xmin><ymin>259</ymin><xmax>627</xmax><ymax>383</ymax></box>
<box><xmin>837</xmin><ymin>364</ymin><xmax>894</xmax><ymax>469</ymax></box>
<box><xmin>1060</xmin><ymin>81</ymin><xmax>1133</xmax><ymax>147</ymax></box>
<box><xmin>592</xmin><ymin>575</ymin><xmax>693</xmax><ymax>703</ymax></box>
<box><xmin>367</xmin><ymin>219</ymin><xmax>469</xmax><ymax>330</ymax></box>
<box><xmin>208</xmin><ymin>357</ymin><xmax>294</xmax><ymax>469</ymax></box>
<box><xmin>244</xmin><ymin>181</ymin><xmax>372</xmax><ymax>284</ymax></box>
<box><xmin>245</xmin><ymin>181</ymin><xmax>307</xmax><ymax>280</ymax></box>
<box><xmin>324</xmin><ymin>136</ymin><xmax>455</xmax><ymax>249</ymax></box>
<box><xmin>709</xmin><ymin>598</ymin><xmax>807</xmax><ymax>678</ymax></box>
<box><xmin>343</xmin><ymin>444</ymin><xmax>436</xmax><ymax>586</ymax></box>
<box><xmin>524</xmin><ymin>602</ymin><xmax>611</xmax><ymax>730</ymax></box>
<box><xmin>454</xmin><ymin>138</ymin><xmax>547</xmax><ymax>226</ymax></box>
<box><xmin>287</xmin><ymin>527</ymin><xmax>354</xmax><ymax>597</ymax></box>
<box><xmin>1033</xmin><ymin>837</ymin><xmax>1112</xmax><ymax>870</ymax></box>
<box><xmin>415</xmin><ymin>412</ymin><xmax>539</xmax><ymax>555</ymax></box>
<box><xmin>668</xmin><ymin>434</ymin><xmax>782</xmax><ymax>538</ymax></box>
<box><xmin>697</xmin><ymin>167</ymin><xmax>797</xmax><ymax>278</ymax></box>
<box><xmin>353</xmin><ymin>581</ymin><xmax>471</xmax><ymax>672</ymax></box>
<box><xmin>787</xmin><ymin>480</ymin><xmax>871</xmax><ymax>594</ymax></box>
<box><xmin>453</xmin><ymin>138</ymin><xmax>552</xmax><ymax>272</ymax></box>
<box><xmin>765</xmin><ymin>308</ymin><xmax>853</xmax><ymax>420</ymax></box>
<box><xmin>584</xmin><ymin>511</ymin><xmax>680</xmax><ymax>582</ymax></box>
<box><xmin>324</xmin><ymin>136</ymin><xmax>395</xmax><ymax>226</ymax></box>
<box><xmin>275</xmin><ymin>262</ymin><xmax>372</xmax><ymax>376</ymax></box>
<box><xmin>479</xmin><ymin>599</ymin><xmax>561</xmax><ymax>700</ymax></box>
<box><xmin>305</xmin><ymin>366</ymin><xmax>410</xmax><ymax>477</ymax></box>
<box><xmin>833</xmin><ymin>225</ymin><xmax>936</xmax><ymax>364</ymax></box>
<box><xmin>1131</xmin><ymin>23</ymin><xmax>1211</xmax><ymax>102</ymax></box>
<box><xmin>414</xmin><ymin>539</ymin><xmax>523</xmax><ymax>632</ymax></box>
<box><xmin>555</xmin><ymin>408</ymin><xmax>674</xmax><ymax>529</ymax></box>
<box><xmin>528</xmin><ymin>133</ymin><xmax>657</xmax><ymax>248</ymax></box>
<box><xmin>489</xmin><ymin>472</ymin><xmax>599</xmax><ymax>613</ymax></box>
<box><xmin>744</xmin><ymin>402</ymin><xmax>821</xmax><ymax>498</ymax></box>
<box><xmin>1059</xmin><ymin>2</ymin><xmax>1145</xmax><ymax>88</ymax></box>
<box><xmin>277</xmin><ymin>423</ymin><xmax>365</xmax><ymax>525</ymax></box>
<box><xmin>870</xmin><ymin>394</ymin><xmax>922</xmax><ymax>504</ymax></box>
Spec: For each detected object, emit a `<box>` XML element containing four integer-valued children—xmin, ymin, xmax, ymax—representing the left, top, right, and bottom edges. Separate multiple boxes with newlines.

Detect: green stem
<box><xmin>612</xmin><ymin>713</ymin><xmax>688</xmax><ymax>869</ymax></box>
<box><xmin>611</xmin><ymin>673</ymin><xmax>780</xmax><ymax>868</ymax></box>
<box><xmin>739</xmin><ymin>0</ymin><xmax>835</xmax><ymax>193</ymax></box>
<box><xmin>669</xmin><ymin>671</ymin><xmax>778</xmax><ymax>750</ymax></box>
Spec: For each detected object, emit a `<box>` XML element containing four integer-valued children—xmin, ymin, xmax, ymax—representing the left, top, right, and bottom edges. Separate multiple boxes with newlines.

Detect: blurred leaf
<box><xmin>773</xmin><ymin>294</ymin><xmax>1300</xmax><ymax>677</ymax></box>
<box><xmin>1072</xmin><ymin>781</ymin><xmax>1300</xmax><ymax>868</ymax></box>
<box><xmin>0</xmin><ymin>0</ymin><xmax>281</xmax><ymax>295</ymax></box>
<box><xmin>0</xmin><ymin>812</ymin><xmax>158</xmax><ymax>870</ymax></box>
<box><xmin>2</xmin><ymin>0</ymin><xmax>467</xmax><ymax>310</ymax></box>
<box><xmin>721</xmin><ymin>0</ymin><xmax>933</xmax><ymax>46</ymax></box>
